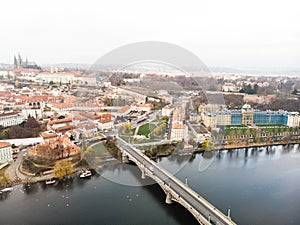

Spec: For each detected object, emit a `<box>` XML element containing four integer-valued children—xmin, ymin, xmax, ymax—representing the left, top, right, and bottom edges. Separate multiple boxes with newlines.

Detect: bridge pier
<box><xmin>141</xmin><ymin>167</ymin><xmax>146</xmax><ymax>179</ymax></box>
<box><xmin>122</xmin><ymin>152</ymin><xmax>129</xmax><ymax>163</ymax></box>
<box><xmin>165</xmin><ymin>191</ymin><xmax>173</xmax><ymax>204</ymax></box>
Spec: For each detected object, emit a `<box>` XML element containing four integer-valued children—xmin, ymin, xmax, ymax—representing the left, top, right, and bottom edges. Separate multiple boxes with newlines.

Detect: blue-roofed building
<box><xmin>231</xmin><ymin>111</ymin><xmax>242</xmax><ymax>125</ymax></box>
<box><xmin>201</xmin><ymin>103</ymin><xmax>299</xmax><ymax>128</ymax></box>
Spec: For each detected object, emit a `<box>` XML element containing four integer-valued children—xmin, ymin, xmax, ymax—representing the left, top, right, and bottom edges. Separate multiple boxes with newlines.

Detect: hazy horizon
<box><xmin>1</xmin><ymin>0</ymin><xmax>299</xmax><ymax>69</ymax></box>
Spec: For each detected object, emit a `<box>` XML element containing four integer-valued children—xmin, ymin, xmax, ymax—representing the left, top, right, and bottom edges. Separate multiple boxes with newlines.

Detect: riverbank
<box><xmin>220</xmin><ymin>139</ymin><xmax>300</xmax><ymax>150</ymax></box>
<box><xmin>1</xmin><ymin>154</ymin><xmax>120</xmax><ymax>189</ymax></box>
<box><xmin>3</xmin><ymin>138</ymin><xmax>300</xmax><ymax>189</ymax></box>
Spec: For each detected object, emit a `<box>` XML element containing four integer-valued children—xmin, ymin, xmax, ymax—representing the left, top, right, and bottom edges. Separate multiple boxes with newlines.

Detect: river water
<box><xmin>1</xmin><ymin>144</ymin><xmax>300</xmax><ymax>225</ymax></box>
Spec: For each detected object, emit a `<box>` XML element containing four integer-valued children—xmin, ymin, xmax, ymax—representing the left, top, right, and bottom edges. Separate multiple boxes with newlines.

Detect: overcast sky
<box><xmin>1</xmin><ymin>0</ymin><xmax>299</xmax><ymax>69</ymax></box>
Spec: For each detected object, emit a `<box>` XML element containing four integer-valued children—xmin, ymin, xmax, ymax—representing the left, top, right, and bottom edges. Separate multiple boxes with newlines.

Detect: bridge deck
<box><xmin>116</xmin><ymin>137</ymin><xmax>237</xmax><ymax>225</ymax></box>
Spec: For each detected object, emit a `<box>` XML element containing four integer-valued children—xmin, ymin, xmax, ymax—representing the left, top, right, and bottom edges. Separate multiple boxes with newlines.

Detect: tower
<box><xmin>241</xmin><ymin>103</ymin><xmax>254</xmax><ymax>125</ymax></box>
<box><xmin>18</xmin><ymin>53</ymin><xmax>23</xmax><ymax>66</ymax></box>
<box><xmin>14</xmin><ymin>55</ymin><xmax>18</xmax><ymax>68</ymax></box>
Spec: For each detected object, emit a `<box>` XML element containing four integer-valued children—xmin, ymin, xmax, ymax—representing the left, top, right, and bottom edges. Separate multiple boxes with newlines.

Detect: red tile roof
<box><xmin>0</xmin><ymin>142</ymin><xmax>11</xmax><ymax>148</ymax></box>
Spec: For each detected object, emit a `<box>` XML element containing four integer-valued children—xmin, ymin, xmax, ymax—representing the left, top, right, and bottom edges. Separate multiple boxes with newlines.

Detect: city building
<box><xmin>222</xmin><ymin>83</ymin><xmax>238</xmax><ymax>92</ymax></box>
<box><xmin>202</xmin><ymin>103</ymin><xmax>300</xmax><ymax>128</ymax></box>
<box><xmin>36</xmin><ymin>71</ymin><xmax>76</xmax><ymax>84</ymax></box>
<box><xmin>47</xmin><ymin>117</ymin><xmax>73</xmax><ymax>130</ymax></box>
<box><xmin>170</xmin><ymin>108</ymin><xmax>188</xmax><ymax>141</ymax></box>
<box><xmin>0</xmin><ymin>112</ymin><xmax>23</xmax><ymax>128</ymax></box>
<box><xmin>0</xmin><ymin>142</ymin><xmax>13</xmax><ymax>164</ymax></box>
<box><xmin>162</xmin><ymin>104</ymin><xmax>174</xmax><ymax>117</ymax></box>
<box><xmin>97</xmin><ymin>113</ymin><xmax>114</xmax><ymax>131</ymax></box>
<box><xmin>21</xmin><ymin>108</ymin><xmax>43</xmax><ymax>120</ymax></box>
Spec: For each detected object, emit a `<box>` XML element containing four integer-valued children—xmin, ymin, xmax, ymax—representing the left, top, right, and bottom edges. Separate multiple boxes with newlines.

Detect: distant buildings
<box><xmin>36</xmin><ymin>71</ymin><xmax>77</xmax><ymax>84</ymax></box>
<box><xmin>222</xmin><ymin>83</ymin><xmax>238</xmax><ymax>92</ymax></box>
<box><xmin>202</xmin><ymin>103</ymin><xmax>300</xmax><ymax>128</ymax></box>
<box><xmin>0</xmin><ymin>142</ymin><xmax>13</xmax><ymax>164</ymax></box>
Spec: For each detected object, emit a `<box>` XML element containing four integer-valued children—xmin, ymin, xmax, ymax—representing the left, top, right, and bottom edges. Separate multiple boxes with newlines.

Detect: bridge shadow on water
<box><xmin>142</xmin><ymin>183</ymin><xmax>199</xmax><ymax>225</ymax></box>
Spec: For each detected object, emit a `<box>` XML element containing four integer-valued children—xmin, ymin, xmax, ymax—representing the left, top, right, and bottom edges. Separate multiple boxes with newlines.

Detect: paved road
<box><xmin>117</xmin><ymin>137</ymin><xmax>236</xmax><ymax>225</ymax></box>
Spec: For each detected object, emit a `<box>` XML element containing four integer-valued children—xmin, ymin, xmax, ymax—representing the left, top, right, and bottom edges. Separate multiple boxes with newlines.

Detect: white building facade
<box><xmin>0</xmin><ymin>112</ymin><xmax>23</xmax><ymax>128</ymax></box>
<box><xmin>0</xmin><ymin>142</ymin><xmax>13</xmax><ymax>163</ymax></box>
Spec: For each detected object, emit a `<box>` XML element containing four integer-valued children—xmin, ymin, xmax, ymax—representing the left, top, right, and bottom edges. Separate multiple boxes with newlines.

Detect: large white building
<box><xmin>21</xmin><ymin>108</ymin><xmax>43</xmax><ymax>120</ymax></box>
<box><xmin>287</xmin><ymin>112</ymin><xmax>300</xmax><ymax>127</ymax></box>
<box><xmin>36</xmin><ymin>72</ymin><xmax>76</xmax><ymax>84</ymax></box>
<box><xmin>201</xmin><ymin>103</ymin><xmax>300</xmax><ymax>128</ymax></box>
<box><xmin>0</xmin><ymin>112</ymin><xmax>23</xmax><ymax>128</ymax></box>
<box><xmin>0</xmin><ymin>142</ymin><xmax>13</xmax><ymax>163</ymax></box>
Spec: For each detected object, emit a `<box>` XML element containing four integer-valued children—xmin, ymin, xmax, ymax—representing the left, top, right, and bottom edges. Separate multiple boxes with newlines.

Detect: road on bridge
<box><xmin>117</xmin><ymin>137</ymin><xmax>237</xmax><ymax>225</ymax></box>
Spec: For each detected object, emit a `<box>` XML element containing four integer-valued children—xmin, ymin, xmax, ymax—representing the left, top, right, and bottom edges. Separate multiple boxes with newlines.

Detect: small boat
<box><xmin>45</xmin><ymin>178</ymin><xmax>56</xmax><ymax>185</ymax></box>
<box><xmin>79</xmin><ymin>169</ymin><xmax>92</xmax><ymax>178</ymax></box>
<box><xmin>1</xmin><ymin>187</ymin><xmax>13</xmax><ymax>193</ymax></box>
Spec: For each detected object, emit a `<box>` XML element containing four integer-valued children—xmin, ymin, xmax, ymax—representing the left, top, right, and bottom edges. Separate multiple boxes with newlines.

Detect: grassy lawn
<box><xmin>137</xmin><ymin>123</ymin><xmax>156</xmax><ymax>137</ymax></box>
<box><xmin>256</xmin><ymin>124</ymin><xmax>286</xmax><ymax>127</ymax></box>
<box><xmin>224</xmin><ymin>124</ymin><xmax>298</xmax><ymax>136</ymax></box>
<box><xmin>120</xmin><ymin>135</ymin><xmax>131</xmax><ymax>142</ymax></box>
<box><xmin>135</xmin><ymin>139</ymin><xmax>161</xmax><ymax>144</ymax></box>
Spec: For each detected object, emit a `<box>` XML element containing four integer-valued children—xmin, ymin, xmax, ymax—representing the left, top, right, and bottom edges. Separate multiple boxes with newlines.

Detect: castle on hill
<box><xmin>14</xmin><ymin>53</ymin><xmax>41</xmax><ymax>70</ymax></box>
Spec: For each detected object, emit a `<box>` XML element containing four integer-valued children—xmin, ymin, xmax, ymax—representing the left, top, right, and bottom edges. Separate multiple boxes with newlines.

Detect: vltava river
<box><xmin>1</xmin><ymin>144</ymin><xmax>300</xmax><ymax>225</ymax></box>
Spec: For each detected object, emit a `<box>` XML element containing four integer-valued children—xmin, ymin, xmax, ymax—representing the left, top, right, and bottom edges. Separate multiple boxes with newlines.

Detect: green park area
<box><xmin>137</xmin><ymin>123</ymin><xmax>156</xmax><ymax>137</ymax></box>
<box><xmin>224</xmin><ymin>124</ymin><xmax>298</xmax><ymax>136</ymax></box>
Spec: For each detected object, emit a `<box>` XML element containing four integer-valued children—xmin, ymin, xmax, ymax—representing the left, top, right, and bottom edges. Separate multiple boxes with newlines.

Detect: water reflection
<box><xmin>0</xmin><ymin>191</ymin><xmax>11</xmax><ymax>201</ymax></box>
<box><xmin>198</xmin><ymin>151</ymin><xmax>218</xmax><ymax>172</ymax></box>
<box><xmin>23</xmin><ymin>183</ymin><xmax>39</xmax><ymax>195</ymax></box>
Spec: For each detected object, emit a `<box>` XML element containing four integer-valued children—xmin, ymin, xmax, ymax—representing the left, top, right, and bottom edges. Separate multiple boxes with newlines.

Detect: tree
<box><xmin>8</xmin><ymin>125</ymin><xmax>32</xmax><ymax>139</ymax></box>
<box><xmin>0</xmin><ymin>128</ymin><xmax>10</xmax><ymax>139</ymax></box>
<box><xmin>188</xmin><ymin>138</ymin><xmax>197</xmax><ymax>147</ymax></box>
<box><xmin>162</xmin><ymin>115</ymin><xmax>169</xmax><ymax>122</ymax></box>
<box><xmin>123</xmin><ymin>123</ymin><xmax>132</xmax><ymax>134</ymax></box>
<box><xmin>292</xmin><ymin>89</ymin><xmax>299</xmax><ymax>95</ymax></box>
<box><xmin>202</xmin><ymin>140</ymin><xmax>214</xmax><ymax>150</ymax></box>
<box><xmin>36</xmin><ymin>144</ymin><xmax>53</xmax><ymax>160</ymax></box>
<box><xmin>156</xmin><ymin>114</ymin><xmax>160</xmax><ymax>120</ymax></box>
<box><xmin>53</xmin><ymin>160</ymin><xmax>73</xmax><ymax>179</ymax></box>
<box><xmin>24</xmin><ymin>117</ymin><xmax>40</xmax><ymax>129</ymax></box>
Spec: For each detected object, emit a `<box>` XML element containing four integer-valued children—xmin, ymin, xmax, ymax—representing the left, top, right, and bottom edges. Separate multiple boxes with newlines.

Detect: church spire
<box><xmin>14</xmin><ymin>55</ymin><xmax>18</xmax><ymax>68</ymax></box>
<box><xmin>18</xmin><ymin>52</ymin><xmax>23</xmax><ymax>66</ymax></box>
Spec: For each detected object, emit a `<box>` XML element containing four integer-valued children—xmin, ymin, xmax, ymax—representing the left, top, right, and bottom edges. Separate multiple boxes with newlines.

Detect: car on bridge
<box><xmin>149</xmin><ymin>166</ymin><xmax>154</xmax><ymax>172</ymax></box>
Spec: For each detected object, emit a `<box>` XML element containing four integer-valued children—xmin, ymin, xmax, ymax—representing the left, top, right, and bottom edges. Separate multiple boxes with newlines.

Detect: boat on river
<box><xmin>0</xmin><ymin>187</ymin><xmax>13</xmax><ymax>193</ymax></box>
<box><xmin>79</xmin><ymin>169</ymin><xmax>92</xmax><ymax>178</ymax></box>
<box><xmin>45</xmin><ymin>178</ymin><xmax>56</xmax><ymax>185</ymax></box>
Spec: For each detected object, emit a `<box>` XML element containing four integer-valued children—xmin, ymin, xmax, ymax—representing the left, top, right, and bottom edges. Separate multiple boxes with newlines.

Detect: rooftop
<box><xmin>0</xmin><ymin>142</ymin><xmax>11</xmax><ymax>148</ymax></box>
